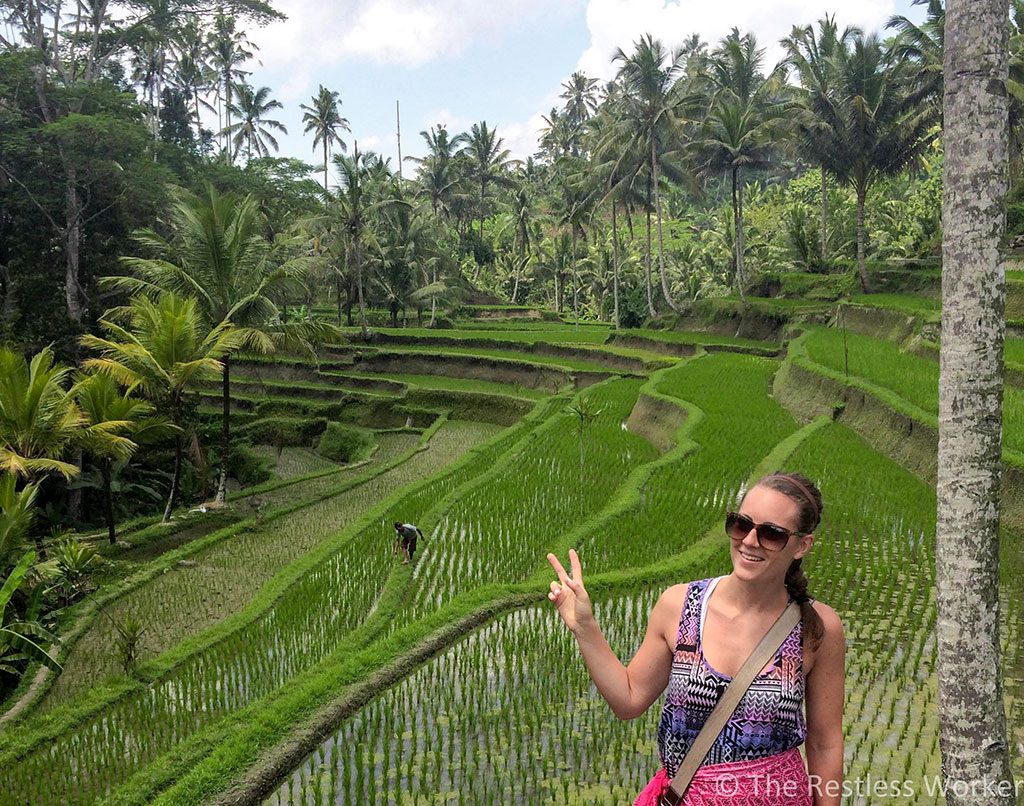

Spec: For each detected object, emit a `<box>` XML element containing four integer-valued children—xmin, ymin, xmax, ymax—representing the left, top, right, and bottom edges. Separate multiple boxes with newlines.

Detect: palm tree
<box><xmin>0</xmin><ymin>474</ymin><xmax>38</xmax><ymax>572</ymax></box>
<box><xmin>408</xmin><ymin>124</ymin><xmax>460</xmax><ymax>218</ymax></box>
<box><xmin>81</xmin><ymin>293</ymin><xmax>245</xmax><ymax>521</ymax></box>
<box><xmin>936</xmin><ymin>0</ymin><xmax>1016</xmax><ymax>800</ymax></box>
<box><xmin>1</xmin><ymin>549</ymin><xmax>62</xmax><ymax>675</ymax></box>
<box><xmin>171</xmin><ymin>18</ymin><xmax>217</xmax><ymax>142</ymax></box>
<box><xmin>301</xmin><ymin>85</ymin><xmax>350</xmax><ymax>192</ymax></box>
<box><xmin>886</xmin><ymin>0</ymin><xmax>945</xmax><ymax>106</ymax></box>
<box><xmin>223</xmin><ymin>83</ymin><xmax>287</xmax><ymax>163</ymax></box>
<box><xmin>106</xmin><ymin>183</ymin><xmax>330</xmax><ymax>503</ymax></box>
<box><xmin>613</xmin><ymin>34</ymin><xmax>689</xmax><ymax>315</ymax></box>
<box><xmin>783</xmin><ymin>16</ymin><xmax>861</xmax><ymax>264</ymax></box>
<box><xmin>829</xmin><ymin>34</ymin><xmax>938</xmax><ymax>291</ymax></box>
<box><xmin>697</xmin><ymin>29</ymin><xmax>785</xmax><ymax>303</ymax></box>
<box><xmin>455</xmin><ymin>121</ymin><xmax>514</xmax><ymax>242</ymax></box>
<box><xmin>0</xmin><ymin>346</ymin><xmax>83</xmax><ymax>482</ymax></box>
<box><xmin>560</xmin><ymin>71</ymin><xmax>600</xmax><ymax>129</ymax></box>
<box><xmin>208</xmin><ymin>14</ymin><xmax>255</xmax><ymax>161</ymax></box>
<box><xmin>74</xmin><ymin>373</ymin><xmax>172</xmax><ymax>543</ymax></box>
<box><xmin>332</xmin><ymin>145</ymin><xmax>385</xmax><ymax>337</ymax></box>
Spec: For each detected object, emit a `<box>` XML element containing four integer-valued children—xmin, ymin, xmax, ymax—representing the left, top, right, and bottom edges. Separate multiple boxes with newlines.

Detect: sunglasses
<box><xmin>725</xmin><ymin>511</ymin><xmax>805</xmax><ymax>552</ymax></box>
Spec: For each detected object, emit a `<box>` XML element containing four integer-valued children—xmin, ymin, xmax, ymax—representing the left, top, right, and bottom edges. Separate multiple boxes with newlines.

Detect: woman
<box><xmin>546</xmin><ymin>472</ymin><xmax>845</xmax><ymax>805</ymax></box>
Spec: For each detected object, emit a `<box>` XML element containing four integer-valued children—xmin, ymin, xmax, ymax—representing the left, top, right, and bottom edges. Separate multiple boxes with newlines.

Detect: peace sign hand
<box><xmin>546</xmin><ymin>548</ymin><xmax>594</xmax><ymax>635</ymax></box>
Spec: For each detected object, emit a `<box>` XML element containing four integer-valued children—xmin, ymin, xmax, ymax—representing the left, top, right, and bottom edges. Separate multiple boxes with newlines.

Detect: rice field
<box><xmin>578</xmin><ymin>352</ymin><xmax>799</xmax><ymax>575</ymax></box>
<box><xmin>802</xmin><ymin>326</ymin><xmax>1024</xmax><ymax>454</ymax></box>
<box><xmin>406</xmin><ymin>378</ymin><xmax>657</xmax><ymax>621</ymax></box>
<box><xmin>3</xmin><ymin>422</ymin><xmax>504</xmax><ymax>804</ymax></box>
<box><xmin>5</xmin><ymin>318</ymin><xmax>1024</xmax><ymax>806</ymax></box>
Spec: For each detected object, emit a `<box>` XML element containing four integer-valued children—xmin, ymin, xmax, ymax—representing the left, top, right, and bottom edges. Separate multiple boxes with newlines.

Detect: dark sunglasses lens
<box><xmin>725</xmin><ymin>512</ymin><xmax>753</xmax><ymax>541</ymax></box>
<box><xmin>756</xmin><ymin>524</ymin><xmax>791</xmax><ymax>550</ymax></box>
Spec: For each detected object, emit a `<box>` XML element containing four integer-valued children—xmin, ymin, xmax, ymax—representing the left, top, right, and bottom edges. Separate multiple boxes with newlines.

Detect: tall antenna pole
<box><xmin>396</xmin><ymin>99</ymin><xmax>403</xmax><ymax>180</ymax></box>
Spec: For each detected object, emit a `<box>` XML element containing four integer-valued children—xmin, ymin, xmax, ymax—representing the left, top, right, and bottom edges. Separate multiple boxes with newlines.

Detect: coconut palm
<box><xmin>301</xmin><ymin>85</ymin><xmax>350</xmax><ymax>192</ymax></box>
<box><xmin>829</xmin><ymin>34</ymin><xmax>938</xmax><ymax>291</ymax></box>
<box><xmin>408</xmin><ymin>124</ymin><xmax>461</xmax><ymax>219</ymax></box>
<box><xmin>0</xmin><ymin>474</ymin><xmax>38</xmax><ymax>572</ymax></box>
<box><xmin>0</xmin><ymin>346</ymin><xmax>83</xmax><ymax>482</ymax></box>
<box><xmin>697</xmin><ymin>29</ymin><xmax>786</xmax><ymax>302</ymax></box>
<box><xmin>936</xmin><ymin>0</ymin><xmax>1016</xmax><ymax>800</ymax></box>
<box><xmin>106</xmin><ymin>183</ymin><xmax>330</xmax><ymax>503</ymax></box>
<box><xmin>208</xmin><ymin>14</ymin><xmax>256</xmax><ymax>161</ymax></box>
<box><xmin>74</xmin><ymin>373</ymin><xmax>172</xmax><ymax>543</ymax></box>
<box><xmin>1</xmin><ymin>549</ymin><xmax>61</xmax><ymax>675</ymax></box>
<box><xmin>612</xmin><ymin>34</ymin><xmax>691</xmax><ymax>315</ymax></box>
<box><xmin>886</xmin><ymin>0</ymin><xmax>945</xmax><ymax>105</ymax></box>
<box><xmin>81</xmin><ymin>293</ymin><xmax>245</xmax><ymax>521</ymax></box>
<box><xmin>783</xmin><ymin>15</ymin><xmax>862</xmax><ymax>264</ymax></box>
<box><xmin>223</xmin><ymin>83</ymin><xmax>287</xmax><ymax>163</ymax></box>
<box><xmin>455</xmin><ymin>121</ymin><xmax>514</xmax><ymax>242</ymax></box>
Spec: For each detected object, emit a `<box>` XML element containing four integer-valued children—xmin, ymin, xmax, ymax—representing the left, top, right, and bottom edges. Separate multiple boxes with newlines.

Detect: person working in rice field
<box><xmin>546</xmin><ymin>472</ymin><xmax>845</xmax><ymax>805</ymax></box>
<box><xmin>394</xmin><ymin>521</ymin><xmax>424</xmax><ymax>565</ymax></box>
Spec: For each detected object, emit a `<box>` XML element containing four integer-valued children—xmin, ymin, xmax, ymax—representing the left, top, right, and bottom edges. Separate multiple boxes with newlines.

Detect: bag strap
<box><xmin>658</xmin><ymin>600</ymin><xmax>802</xmax><ymax>806</ymax></box>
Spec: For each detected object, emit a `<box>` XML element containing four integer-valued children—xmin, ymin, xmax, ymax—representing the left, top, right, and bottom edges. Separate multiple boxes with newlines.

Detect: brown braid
<box><xmin>755</xmin><ymin>471</ymin><xmax>825</xmax><ymax>650</ymax></box>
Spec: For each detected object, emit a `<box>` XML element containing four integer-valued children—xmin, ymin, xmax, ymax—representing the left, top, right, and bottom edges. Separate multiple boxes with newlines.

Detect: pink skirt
<box><xmin>633</xmin><ymin>747</ymin><xmax>812</xmax><ymax>805</ymax></box>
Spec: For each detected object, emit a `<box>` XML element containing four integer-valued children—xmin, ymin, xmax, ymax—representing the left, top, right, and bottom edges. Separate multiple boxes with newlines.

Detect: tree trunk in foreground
<box><xmin>937</xmin><ymin>0</ymin><xmax>1015</xmax><ymax>802</ymax></box>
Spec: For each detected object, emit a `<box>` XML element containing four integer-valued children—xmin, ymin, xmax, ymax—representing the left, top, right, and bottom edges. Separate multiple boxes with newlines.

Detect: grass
<box><xmin>341</xmin><ymin>325</ymin><xmax>612</xmax><ymax>344</ymax></box>
<box><xmin>405</xmin><ymin>378</ymin><xmax>658</xmax><ymax>623</ymax></box>
<box><xmin>358</xmin><ymin>344</ymin><xmax>627</xmax><ymax>374</ymax></box>
<box><xmin>802</xmin><ymin>326</ymin><xmax>1024</xmax><ymax>457</ymax></box>
<box><xmin>342</xmin><ymin>371</ymin><xmax>547</xmax><ymax>400</ymax></box>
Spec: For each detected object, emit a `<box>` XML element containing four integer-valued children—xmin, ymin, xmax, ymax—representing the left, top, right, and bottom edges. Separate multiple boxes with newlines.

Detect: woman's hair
<box><xmin>753</xmin><ymin>471</ymin><xmax>825</xmax><ymax>650</ymax></box>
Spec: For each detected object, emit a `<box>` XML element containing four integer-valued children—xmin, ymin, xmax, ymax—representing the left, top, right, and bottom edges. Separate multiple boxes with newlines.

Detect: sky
<box><xmin>231</xmin><ymin>0</ymin><xmax>927</xmax><ymax>180</ymax></box>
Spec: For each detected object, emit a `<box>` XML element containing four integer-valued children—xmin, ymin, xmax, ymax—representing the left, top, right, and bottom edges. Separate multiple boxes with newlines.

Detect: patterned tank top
<box><xmin>656</xmin><ymin>577</ymin><xmax>806</xmax><ymax>776</ymax></box>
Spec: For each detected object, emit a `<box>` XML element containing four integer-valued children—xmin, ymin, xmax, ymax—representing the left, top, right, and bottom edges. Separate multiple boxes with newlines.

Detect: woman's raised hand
<box><xmin>546</xmin><ymin>548</ymin><xmax>594</xmax><ymax>634</ymax></box>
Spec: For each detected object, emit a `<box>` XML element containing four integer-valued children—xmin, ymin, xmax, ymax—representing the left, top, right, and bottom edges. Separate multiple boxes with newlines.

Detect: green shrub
<box><xmin>237</xmin><ymin>417</ymin><xmax>328</xmax><ymax>447</ymax></box>
<box><xmin>317</xmin><ymin>423</ymin><xmax>374</xmax><ymax>463</ymax></box>
<box><xmin>228</xmin><ymin>443</ymin><xmax>272</xmax><ymax>487</ymax></box>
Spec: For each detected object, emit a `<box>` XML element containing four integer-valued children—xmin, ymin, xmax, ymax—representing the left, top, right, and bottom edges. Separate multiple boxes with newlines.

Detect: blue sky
<box><xmin>232</xmin><ymin>0</ymin><xmax>926</xmax><ymax>181</ymax></box>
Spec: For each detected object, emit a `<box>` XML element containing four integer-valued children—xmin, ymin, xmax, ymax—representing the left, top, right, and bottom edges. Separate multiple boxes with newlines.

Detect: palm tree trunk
<box><xmin>653</xmin><ymin>140</ymin><xmax>682</xmax><ymax>314</ymax></box>
<box><xmin>429</xmin><ymin>263</ymin><xmax>437</xmax><ymax>327</ymax></box>
<box><xmin>572</xmin><ymin>228</ymin><xmax>579</xmax><ymax>330</ymax></box>
<box><xmin>555</xmin><ymin>269</ymin><xmax>562</xmax><ymax>313</ymax></box>
<box><xmin>819</xmin><ymin>168</ymin><xmax>828</xmax><ymax>265</ymax></box>
<box><xmin>612</xmin><ymin>201</ymin><xmax>620</xmax><ymax>330</ymax></box>
<box><xmin>215</xmin><ymin>356</ymin><xmax>231</xmax><ymax>504</ymax></box>
<box><xmin>163</xmin><ymin>432</ymin><xmax>183</xmax><ymax>522</ymax></box>
<box><xmin>323</xmin><ymin>140</ymin><xmax>329</xmax><ymax>192</ymax></box>
<box><xmin>732</xmin><ymin>167</ymin><xmax>746</xmax><ymax>303</ymax></box>
<box><xmin>936</xmin><ymin>1</ymin><xmax>1015</xmax><ymax>801</ymax></box>
<box><xmin>855</xmin><ymin>184</ymin><xmax>871</xmax><ymax>293</ymax></box>
<box><xmin>645</xmin><ymin>173</ymin><xmax>656</xmax><ymax>318</ymax></box>
<box><xmin>355</xmin><ymin>239</ymin><xmax>368</xmax><ymax>337</ymax></box>
<box><xmin>101</xmin><ymin>459</ymin><xmax>116</xmax><ymax>544</ymax></box>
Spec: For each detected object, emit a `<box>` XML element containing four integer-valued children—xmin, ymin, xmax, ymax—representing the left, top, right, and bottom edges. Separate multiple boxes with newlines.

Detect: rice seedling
<box><xmin>578</xmin><ymin>352</ymin><xmax>799</xmax><ymax>575</ymax></box>
<box><xmin>0</xmin><ymin>416</ymin><xmax>554</xmax><ymax>804</ymax></box>
<box><xmin>405</xmin><ymin>378</ymin><xmax>657</xmax><ymax>622</ymax></box>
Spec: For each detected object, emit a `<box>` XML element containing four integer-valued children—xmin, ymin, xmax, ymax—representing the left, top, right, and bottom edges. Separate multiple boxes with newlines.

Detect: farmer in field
<box><xmin>546</xmin><ymin>472</ymin><xmax>845</xmax><ymax>805</ymax></box>
<box><xmin>394</xmin><ymin>521</ymin><xmax>424</xmax><ymax>565</ymax></box>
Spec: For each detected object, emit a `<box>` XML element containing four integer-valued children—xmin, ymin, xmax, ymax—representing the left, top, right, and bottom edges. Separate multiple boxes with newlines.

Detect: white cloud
<box><xmin>258</xmin><ymin>0</ymin><xmax>565</xmax><ymax>73</ymax></box>
<box><xmin>577</xmin><ymin>0</ymin><xmax>896</xmax><ymax>81</ymax></box>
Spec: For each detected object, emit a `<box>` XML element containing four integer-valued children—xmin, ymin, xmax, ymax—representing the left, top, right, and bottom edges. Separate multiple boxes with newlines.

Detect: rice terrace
<box><xmin>0</xmin><ymin>0</ymin><xmax>1022</xmax><ymax>803</ymax></box>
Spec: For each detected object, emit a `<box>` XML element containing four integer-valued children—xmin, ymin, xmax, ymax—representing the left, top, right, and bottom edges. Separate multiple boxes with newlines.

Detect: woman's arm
<box><xmin>547</xmin><ymin>551</ymin><xmax>677</xmax><ymax>720</ymax></box>
<box><xmin>804</xmin><ymin>602</ymin><xmax>846</xmax><ymax>806</ymax></box>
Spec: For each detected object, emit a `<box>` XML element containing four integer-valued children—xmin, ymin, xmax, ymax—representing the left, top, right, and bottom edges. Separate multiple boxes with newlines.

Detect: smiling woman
<box><xmin>547</xmin><ymin>471</ymin><xmax>846</xmax><ymax>805</ymax></box>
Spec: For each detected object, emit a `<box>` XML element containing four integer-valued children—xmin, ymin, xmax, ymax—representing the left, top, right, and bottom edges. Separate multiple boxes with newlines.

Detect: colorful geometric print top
<box><xmin>656</xmin><ymin>577</ymin><xmax>806</xmax><ymax>776</ymax></box>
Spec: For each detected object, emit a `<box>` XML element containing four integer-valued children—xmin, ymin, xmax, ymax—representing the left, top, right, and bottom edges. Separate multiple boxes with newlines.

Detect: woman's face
<box><xmin>730</xmin><ymin>485</ymin><xmax>814</xmax><ymax>580</ymax></box>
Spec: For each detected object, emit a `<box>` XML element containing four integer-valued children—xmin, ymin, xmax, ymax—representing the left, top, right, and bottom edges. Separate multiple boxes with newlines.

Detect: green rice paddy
<box><xmin>2</xmin><ymin>318</ymin><xmax>1022</xmax><ymax>805</ymax></box>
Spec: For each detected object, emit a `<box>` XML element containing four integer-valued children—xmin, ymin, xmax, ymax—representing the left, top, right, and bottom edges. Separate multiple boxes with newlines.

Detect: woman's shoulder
<box><xmin>654</xmin><ymin>578</ymin><xmax>713</xmax><ymax>613</ymax></box>
<box><xmin>809</xmin><ymin>599</ymin><xmax>844</xmax><ymax>634</ymax></box>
